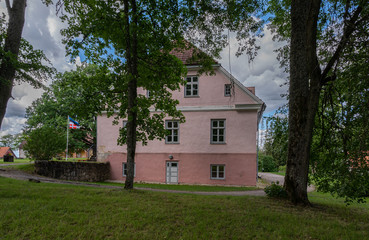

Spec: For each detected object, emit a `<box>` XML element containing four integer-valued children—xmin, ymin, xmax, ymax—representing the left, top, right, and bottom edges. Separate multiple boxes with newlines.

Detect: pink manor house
<box><xmin>96</xmin><ymin>50</ymin><xmax>265</xmax><ymax>186</ymax></box>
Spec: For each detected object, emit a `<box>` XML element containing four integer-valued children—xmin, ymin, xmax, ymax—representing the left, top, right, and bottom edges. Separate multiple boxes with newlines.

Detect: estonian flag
<box><xmin>69</xmin><ymin>117</ymin><xmax>81</xmax><ymax>129</ymax></box>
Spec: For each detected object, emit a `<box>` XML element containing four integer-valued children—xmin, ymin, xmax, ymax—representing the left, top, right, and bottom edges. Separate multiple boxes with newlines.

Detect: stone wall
<box><xmin>34</xmin><ymin>160</ymin><xmax>110</xmax><ymax>182</ymax></box>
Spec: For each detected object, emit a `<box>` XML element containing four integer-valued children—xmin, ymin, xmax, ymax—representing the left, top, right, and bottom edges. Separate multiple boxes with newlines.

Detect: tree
<box><xmin>58</xmin><ymin>0</ymin><xmax>198</xmax><ymax>189</ymax></box>
<box><xmin>24</xmin><ymin>65</ymin><xmax>107</xmax><ymax>158</ymax></box>
<box><xmin>268</xmin><ymin>0</ymin><xmax>369</xmax><ymax>204</ymax></box>
<box><xmin>0</xmin><ymin>133</ymin><xmax>22</xmax><ymax>148</ymax></box>
<box><xmin>311</xmin><ymin>44</ymin><xmax>369</xmax><ymax>203</ymax></box>
<box><xmin>263</xmin><ymin>107</ymin><xmax>288</xmax><ymax>167</ymax></box>
<box><xmin>23</xmin><ymin>125</ymin><xmax>66</xmax><ymax>160</ymax></box>
<box><xmin>0</xmin><ymin>0</ymin><xmax>54</xmax><ymax>129</ymax></box>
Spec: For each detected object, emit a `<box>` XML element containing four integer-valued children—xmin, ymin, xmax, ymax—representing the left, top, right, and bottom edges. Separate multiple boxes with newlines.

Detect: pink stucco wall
<box><xmin>97</xmin><ymin>110</ymin><xmax>258</xmax><ymax>155</ymax></box>
<box><xmin>107</xmin><ymin>152</ymin><xmax>257</xmax><ymax>186</ymax></box>
<box><xmin>137</xmin><ymin>68</ymin><xmax>257</xmax><ymax>106</ymax></box>
<box><xmin>97</xmin><ymin>66</ymin><xmax>262</xmax><ymax>186</ymax></box>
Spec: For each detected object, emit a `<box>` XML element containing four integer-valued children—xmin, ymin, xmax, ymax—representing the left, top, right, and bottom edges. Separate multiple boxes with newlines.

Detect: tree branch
<box><xmin>5</xmin><ymin>0</ymin><xmax>11</xmax><ymax>13</ymax></box>
<box><xmin>321</xmin><ymin>5</ymin><xmax>363</xmax><ymax>80</ymax></box>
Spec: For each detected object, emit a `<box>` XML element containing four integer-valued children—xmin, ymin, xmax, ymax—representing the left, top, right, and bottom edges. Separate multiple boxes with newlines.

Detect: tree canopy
<box><xmin>24</xmin><ymin>64</ymin><xmax>108</xmax><ymax>159</ymax></box>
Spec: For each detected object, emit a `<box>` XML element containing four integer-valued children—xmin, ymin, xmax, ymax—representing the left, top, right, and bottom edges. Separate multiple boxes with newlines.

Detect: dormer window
<box><xmin>185</xmin><ymin>76</ymin><xmax>198</xmax><ymax>97</ymax></box>
<box><xmin>224</xmin><ymin>84</ymin><xmax>231</xmax><ymax>97</ymax></box>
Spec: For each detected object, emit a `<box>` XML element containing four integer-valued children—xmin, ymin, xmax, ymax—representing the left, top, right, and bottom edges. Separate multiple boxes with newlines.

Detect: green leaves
<box><xmin>23</xmin><ymin>125</ymin><xmax>66</xmax><ymax>160</ymax></box>
<box><xmin>311</xmin><ymin>46</ymin><xmax>369</xmax><ymax>203</ymax></box>
<box><xmin>24</xmin><ymin>65</ymin><xmax>107</xmax><ymax>155</ymax></box>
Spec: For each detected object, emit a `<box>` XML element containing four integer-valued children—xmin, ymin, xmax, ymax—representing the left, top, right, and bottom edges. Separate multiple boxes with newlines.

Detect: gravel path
<box><xmin>258</xmin><ymin>172</ymin><xmax>315</xmax><ymax>192</ymax></box>
<box><xmin>0</xmin><ymin>165</ymin><xmax>313</xmax><ymax>195</ymax></box>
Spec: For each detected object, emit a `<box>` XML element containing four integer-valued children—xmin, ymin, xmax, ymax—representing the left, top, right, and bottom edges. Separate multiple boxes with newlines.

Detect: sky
<box><xmin>0</xmin><ymin>1</ymin><xmax>288</xmax><ymax>137</ymax></box>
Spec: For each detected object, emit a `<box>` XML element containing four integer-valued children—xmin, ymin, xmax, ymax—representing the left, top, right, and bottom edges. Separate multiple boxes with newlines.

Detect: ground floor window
<box><xmin>123</xmin><ymin>163</ymin><xmax>136</xmax><ymax>177</ymax></box>
<box><xmin>211</xmin><ymin>165</ymin><xmax>225</xmax><ymax>179</ymax></box>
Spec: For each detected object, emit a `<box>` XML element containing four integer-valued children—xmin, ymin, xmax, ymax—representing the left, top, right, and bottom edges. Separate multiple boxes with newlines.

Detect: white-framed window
<box><xmin>224</xmin><ymin>84</ymin><xmax>231</xmax><ymax>97</ymax></box>
<box><xmin>211</xmin><ymin>119</ymin><xmax>226</xmax><ymax>144</ymax></box>
<box><xmin>146</xmin><ymin>90</ymin><xmax>151</xmax><ymax>98</ymax></box>
<box><xmin>122</xmin><ymin>163</ymin><xmax>136</xmax><ymax>177</ymax></box>
<box><xmin>185</xmin><ymin>76</ymin><xmax>199</xmax><ymax>97</ymax></box>
<box><xmin>165</xmin><ymin>120</ymin><xmax>179</xmax><ymax>144</ymax></box>
<box><xmin>211</xmin><ymin>165</ymin><xmax>225</xmax><ymax>179</ymax></box>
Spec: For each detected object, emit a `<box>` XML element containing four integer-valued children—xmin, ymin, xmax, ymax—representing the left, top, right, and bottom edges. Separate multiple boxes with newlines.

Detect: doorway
<box><xmin>166</xmin><ymin>162</ymin><xmax>178</xmax><ymax>184</ymax></box>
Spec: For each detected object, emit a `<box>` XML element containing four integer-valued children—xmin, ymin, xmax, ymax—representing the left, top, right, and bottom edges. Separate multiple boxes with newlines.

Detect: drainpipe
<box><xmin>256</xmin><ymin>103</ymin><xmax>266</xmax><ymax>182</ymax></box>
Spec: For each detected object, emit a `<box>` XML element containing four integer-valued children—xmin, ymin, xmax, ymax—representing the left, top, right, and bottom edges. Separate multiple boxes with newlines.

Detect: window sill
<box><xmin>184</xmin><ymin>96</ymin><xmax>200</xmax><ymax>98</ymax></box>
<box><xmin>210</xmin><ymin>142</ymin><xmax>226</xmax><ymax>145</ymax></box>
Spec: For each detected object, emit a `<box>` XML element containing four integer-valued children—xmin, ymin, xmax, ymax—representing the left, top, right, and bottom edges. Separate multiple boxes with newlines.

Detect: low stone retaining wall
<box><xmin>35</xmin><ymin>160</ymin><xmax>110</xmax><ymax>182</ymax></box>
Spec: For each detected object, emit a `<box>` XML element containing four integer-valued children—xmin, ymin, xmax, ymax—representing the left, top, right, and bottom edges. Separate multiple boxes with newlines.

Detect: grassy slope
<box><xmin>0</xmin><ymin>177</ymin><xmax>368</xmax><ymax>240</ymax></box>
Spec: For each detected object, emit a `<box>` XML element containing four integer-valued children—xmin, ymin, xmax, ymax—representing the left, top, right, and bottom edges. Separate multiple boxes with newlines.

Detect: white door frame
<box><xmin>166</xmin><ymin>161</ymin><xmax>178</xmax><ymax>184</ymax></box>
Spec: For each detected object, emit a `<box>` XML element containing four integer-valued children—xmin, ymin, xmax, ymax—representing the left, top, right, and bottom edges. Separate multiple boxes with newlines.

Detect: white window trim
<box><xmin>211</xmin><ymin>119</ymin><xmax>226</xmax><ymax>144</ymax></box>
<box><xmin>122</xmin><ymin>163</ymin><xmax>136</xmax><ymax>177</ymax></box>
<box><xmin>184</xmin><ymin>76</ymin><xmax>199</xmax><ymax>97</ymax></box>
<box><xmin>210</xmin><ymin>164</ymin><xmax>225</xmax><ymax>180</ymax></box>
<box><xmin>165</xmin><ymin>120</ymin><xmax>180</xmax><ymax>144</ymax></box>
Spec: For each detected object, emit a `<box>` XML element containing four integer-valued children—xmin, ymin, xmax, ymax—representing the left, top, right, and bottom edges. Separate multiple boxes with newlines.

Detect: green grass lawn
<box><xmin>0</xmin><ymin>177</ymin><xmax>368</xmax><ymax>239</ymax></box>
<box><xmin>2</xmin><ymin>163</ymin><xmax>258</xmax><ymax>192</ymax></box>
<box><xmin>103</xmin><ymin>182</ymin><xmax>259</xmax><ymax>192</ymax></box>
<box><xmin>0</xmin><ymin>158</ymin><xmax>33</xmax><ymax>164</ymax></box>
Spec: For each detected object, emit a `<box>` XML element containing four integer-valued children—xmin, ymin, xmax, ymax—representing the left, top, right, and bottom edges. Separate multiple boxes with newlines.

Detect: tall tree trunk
<box><xmin>124</xmin><ymin>0</ymin><xmax>138</xmax><ymax>190</ymax></box>
<box><xmin>0</xmin><ymin>0</ymin><xmax>27</xmax><ymax>129</ymax></box>
<box><xmin>285</xmin><ymin>0</ymin><xmax>365</xmax><ymax>205</ymax></box>
<box><xmin>284</xmin><ymin>0</ymin><xmax>321</xmax><ymax>205</ymax></box>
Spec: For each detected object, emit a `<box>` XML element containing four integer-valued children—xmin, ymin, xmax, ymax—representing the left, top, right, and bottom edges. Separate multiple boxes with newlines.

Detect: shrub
<box><xmin>23</xmin><ymin>126</ymin><xmax>66</xmax><ymax>160</ymax></box>
<box><xmin>264</xmin><ymin>182</ymin><xmax>287</xmax><ymax>198</ymax></box>
<box><xmin>259</xmin><ymin>154</ymin><xmax>278</xmax><ymax>172</ymax></box>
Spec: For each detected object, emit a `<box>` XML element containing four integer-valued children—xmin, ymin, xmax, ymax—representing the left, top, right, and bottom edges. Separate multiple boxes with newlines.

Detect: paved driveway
<box><xmin>258</xmin><ymin>172</ymin><xmax>315</xmax><ymax>192</ymax></box>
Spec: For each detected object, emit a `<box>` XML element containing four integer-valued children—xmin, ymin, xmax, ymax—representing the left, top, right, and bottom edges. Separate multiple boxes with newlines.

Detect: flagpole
<box><xmin>66</xmin><ymin>115</ymin><xmax>69</xmax><ymax>161</ymax></box>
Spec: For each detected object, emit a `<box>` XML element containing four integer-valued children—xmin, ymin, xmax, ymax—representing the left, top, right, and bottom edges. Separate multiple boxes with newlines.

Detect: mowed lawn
<box><xmin>0</xmin><ymin>177</ymin><xmax>368</xmax><ymax>240</ymax></box>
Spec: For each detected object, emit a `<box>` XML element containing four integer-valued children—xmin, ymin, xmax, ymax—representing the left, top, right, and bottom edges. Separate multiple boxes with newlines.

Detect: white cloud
<box><xmin>218</xmin><ymin>26</ymin><xmax>288</xmax><ymax>114</ymax></box>
<box><xmin>0</xmin><ymin>1</ymin><xmax>75</xmax><ymax>134</ymax></box>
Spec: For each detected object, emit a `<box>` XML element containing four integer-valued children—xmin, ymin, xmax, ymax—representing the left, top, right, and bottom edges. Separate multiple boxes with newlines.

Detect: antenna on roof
<box><xmin>227</xmin><ymin>29</ymin><xmax>235</xmax><ymax>97</ymax></box>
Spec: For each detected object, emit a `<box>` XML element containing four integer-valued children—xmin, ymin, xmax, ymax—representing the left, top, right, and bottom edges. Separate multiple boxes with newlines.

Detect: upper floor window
<box><xmin>166</xmin><ymin>120</ymin><xmax>179</xmax><ymax>144</ymax></box>
<box><xmin>185</xmin><ymin>76</ymin><xmax>198</xmax><ymax>97</ymax></box>
<box><xmin>211</xmin><ymin>119</ymin><xmax>226</xmax><ymax>144</ymax></box>
<box><xmin>224</xmin><ymin>84</ymin><xmax>231</xmax><ymax>97</ymax></box>
<box><xmin>146</xmin><ymin>90</ymin><xmax>151</xmax><ymax>98</ymax></box>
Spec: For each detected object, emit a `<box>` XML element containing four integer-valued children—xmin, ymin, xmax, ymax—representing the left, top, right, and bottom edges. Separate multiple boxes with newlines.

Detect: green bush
<box><xmin>278</xmin><ymin>165</ymin><xmax>286</xmax><ymax>172</ymax></box>
<box><xmin>264</xmin><ymin>182</ymin><xmax>287</xmax><ymax>198</ymax></box>
<box><xmin>23</xmin><ymin>126</ymin><xmax>66</xmax><ymax>160</ymax></box>
<box><xmin>259</xmin><ymin>154</ymin><xmax>278</xmax><ymax>172</ymax></box>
